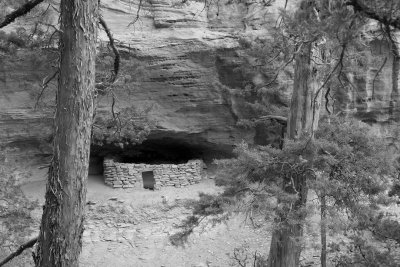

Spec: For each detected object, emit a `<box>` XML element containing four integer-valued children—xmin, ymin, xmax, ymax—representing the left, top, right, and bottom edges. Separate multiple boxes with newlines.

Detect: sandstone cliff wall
<box><xmin>1</xmin><ymin>0</ymin><xmax>292</xmax><ymax>161</ymax></box>
<box><xmin>1</xmin><ymin>0</ymin><xmax>399</xmax><ymax>183</ymax></box>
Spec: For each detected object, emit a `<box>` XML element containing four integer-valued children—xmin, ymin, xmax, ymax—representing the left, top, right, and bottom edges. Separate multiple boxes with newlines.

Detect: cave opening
<box><xmin>90</xmin><ymin>136</ymin><xmax>235</xmax><ymax>169</ymax></box>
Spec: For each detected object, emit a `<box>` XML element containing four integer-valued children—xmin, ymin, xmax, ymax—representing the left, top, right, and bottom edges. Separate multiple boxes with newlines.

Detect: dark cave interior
<box><xmin>89</xmin><ymin>136</ymin><xmax>235</xmax><ymax>175</ymax></box>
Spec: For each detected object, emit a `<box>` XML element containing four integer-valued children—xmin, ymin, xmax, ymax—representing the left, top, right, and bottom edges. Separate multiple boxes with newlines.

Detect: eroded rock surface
<box><xmin>0</xmin><ymin>0</ymin><xmax>290</xmax><ymax>173</ymax></box>
<box><xmin>1</xmin><ymin>0</ymin><xmax>399</xmax><ymax>182</ymax></box>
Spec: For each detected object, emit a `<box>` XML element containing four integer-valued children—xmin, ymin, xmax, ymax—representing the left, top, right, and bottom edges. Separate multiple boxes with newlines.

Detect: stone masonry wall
<box><xmin>103</xmin><ymin>158</ymin><xmax>205</xmax><ymax>189</ymax></box>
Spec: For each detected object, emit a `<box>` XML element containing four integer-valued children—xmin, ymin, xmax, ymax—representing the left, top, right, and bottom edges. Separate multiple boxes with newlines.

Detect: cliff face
<box><xmin>1</xmin><ymin>0</ymin><xmax>399</xmax><ymax>180</ymax></box>
<box><xmin>1</xmin><ymin>0</ymin><xmax>293</xmax><ymax>164</ymax></box>
<box><xmin>340</xmin><ymin>36</ymin><xmax>400</xmax><ymax>124</ymax></box>
<box><xmin>94</xmin><ymin>0</ymin><xmax>292</xmax><ymax>155</ymax></box>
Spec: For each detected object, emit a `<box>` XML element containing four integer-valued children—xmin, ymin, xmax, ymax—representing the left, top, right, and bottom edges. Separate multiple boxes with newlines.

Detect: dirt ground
<box><xmin>0</xmin><ymin>163</ymin><xmax>394</xmax><ymax>267</ymax></box>
<box><xmin>19</xmin><ymin>175</ymin><xmax>276</xmax><ymax>267</ymax></box>
<box><xmin>18</xmin><ymin>172</ymin><xmax>398</xmax><ymax>267</ymax></box>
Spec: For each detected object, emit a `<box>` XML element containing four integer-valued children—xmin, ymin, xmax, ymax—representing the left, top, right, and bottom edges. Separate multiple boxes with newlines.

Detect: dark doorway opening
<box><xmin>142</xmin><ymin>171</ymin><xmax>155</xmax><ymax>190</ymax></box>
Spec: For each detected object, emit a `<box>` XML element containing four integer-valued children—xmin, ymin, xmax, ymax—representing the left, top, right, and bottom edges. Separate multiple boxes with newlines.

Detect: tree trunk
<box><xmin>320</xmin><ymin>195</ymin><xmax>327</xmax><ymax>267</ymax></box>
<box><xmin>287</xmin><ymin>44</ymin><xmax>321</xmax><ymax>140</ymax></box>
<box><xmin>34</xmin><ymin>1</ymin><xmax>98</xmax><ymax>266</ymax></box>
<box><xmin>268</xmin><ymin>43</ymin><xmax>321</xmax><ymax>267</ymax></box>
<box><xmin>389</xmin><ymin>52</ymin><xmax>399</xmax><ymax>121</ymax></box>
<box><xmin>268</xmin><ymin>174</ymin><xmax>308</xmax><ymax>267</ymax></box>
<box><xmin>387</xmin><ymin>25</ymin><xmax>399</xmax><ymax>121</ymax></box>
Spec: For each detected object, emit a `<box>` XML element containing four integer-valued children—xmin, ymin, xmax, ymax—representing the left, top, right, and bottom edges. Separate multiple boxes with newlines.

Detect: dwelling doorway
<box><xmin>142</xmin><ymin>171</ymin><xmax>155</xmax><ymax>190</ymax></box>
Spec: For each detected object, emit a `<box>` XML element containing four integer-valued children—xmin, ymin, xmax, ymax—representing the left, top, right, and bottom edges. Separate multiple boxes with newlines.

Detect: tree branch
<box><xmin>371</xmin><ymin>57</ymin><xmax>387</xmax><ymax>100</ymax></box>
<box><xmin>128</xmin><ymin>0</ymin><xmax>143</xmax><ymax>27</ymax></box>
<box><xmin>0</xmin><ymin>0</ymin><xmax>45</xmax><ymax>29</ymax></box>
<box><xmin>325</xmin><ymin>86</ymin><xmax>332</xmax><ymax>115</ymax></box>
<box><xmin>384</xmin><ymin>24</ymin><xmax>400</xmax><ymax>58</ymax></box>
<box><xmin>35</xmin><ymin>69</ymin><xmax>59</xmax><ymax>109</ymax></box>
<box><xmin>99</xmin><ymin>16</ymin><xmax>120</xmax><ymax>84</ymax></box>
<box><xmin>257</xmin><ymin>115</ymin><xmax>288</xmax><ymax>124</ymax></box>
<box><xmin>346</xmin><ymin>0</ymin><xmax>400</xmax><ymax>30</ymax></box>
<box><xmin>0</xmin><ymin>237</ymin><xmax>38</xmax><ymax>267</ymax></box>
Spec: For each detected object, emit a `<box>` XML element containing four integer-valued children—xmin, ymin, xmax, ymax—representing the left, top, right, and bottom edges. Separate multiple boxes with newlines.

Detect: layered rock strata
<box><xmin>1</xmin><ymin>0</ymin><xmax>400</xmax><ymax>182</ymax></box>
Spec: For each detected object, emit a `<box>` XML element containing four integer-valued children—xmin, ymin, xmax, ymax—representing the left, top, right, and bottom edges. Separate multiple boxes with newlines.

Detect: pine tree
<box><xmin>33</xmin><ymin>1</ymin><xmax>98</xmax><ymax>266</ymax></box>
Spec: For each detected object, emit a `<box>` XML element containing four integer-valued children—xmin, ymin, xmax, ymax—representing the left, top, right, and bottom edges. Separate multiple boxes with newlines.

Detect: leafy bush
<box><xmin>92</xmin><ymin>106</ymin><xmax>154</xmax><ymax>148</ymax></box>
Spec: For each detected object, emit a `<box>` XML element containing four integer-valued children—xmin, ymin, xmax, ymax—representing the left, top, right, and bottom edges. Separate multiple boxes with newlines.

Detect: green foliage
<box><xmin>0</xmin><ymin>0</ymin><xmax>55</xmax><ymax>54</ymax></box>
<box><xmin>0</xmin><ymin>29</ymin><xmax>27</xmax><ymax>52</ymax></box>
<box><xmin>233</xmin><ymin>35</ymin><xmax>291</xmax><ymax>118</ymax></box>
<box><xmin>312</xmin><ymin>117</ymin><xmax>395</xmax><ymax>199</ymax></box>
<box><xmin>0</xmin><ymin>26</ymin><xmax>55</xmax><ymax>53</ymax></box>
<box><xmin>92</xmin><ymin>106</ymin><xmax>154</xmax><ymax>148</ymax></box>
<box><xmin>169</xmin><ymin>193</ymin><xmax>231</xmax><ymax>246</ymax></box>
<box><xmin>310</xmin><ymin>117</ymin><xmax>400</xmax><ymax>266</ymax></box>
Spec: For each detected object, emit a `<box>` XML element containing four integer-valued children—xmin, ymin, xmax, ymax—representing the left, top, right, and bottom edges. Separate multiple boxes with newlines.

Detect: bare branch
<box><xmin>384</xmin><ymin>24</ymin><xmax>400</xmax><ymax>58</ymax></box>
<box><xmin>258</xmin><ymin>115</ymin><xmax>288</xmax><ymax>124</ymax></box>
<box><xmin>324</xmin><ymin>86</ymin><xmax>332</xmax><ymax>115</ymax></box>
<box><xmin>0</xmin><ymin>0</ymin><xmax>45</xmax><ymax>29</ymax></box>
<box><xmin>127</xmin><ymin>0</ymin><xmax>143</xmax><ymax>27</ymax></box>
<box><xmin>99</xmin><ymin>16</ymin><xmax>120</xmax><ymax>84</ymax></box>
<box><xmin>314</xmin><ymin>44</ymin><xmax>347</xmax><ymax>106</ymax></box>
<box><xmin>35</xmin><ymin>69</ymin><xmax>59</xmax><ymax>109</ymax></box>
<box><xmin>0</xmin><ymin>237</ymin><xmax>38</xmax><ymax>267</ymax></box>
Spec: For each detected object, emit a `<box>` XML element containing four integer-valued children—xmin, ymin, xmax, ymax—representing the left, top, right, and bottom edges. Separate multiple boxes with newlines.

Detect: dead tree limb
<box><xmin>258</xmin><ymin>115</ymin><xmax>288</xmax><ymax>124</ymax></box>
<box><xmin>96</xmin><ymin>17</ymin><xmax>121</xmax><ymax>128</ymax></box>
<box><xmin>0</xmin><ymin>0</ymin><xmax>45</xmax><ymax>29</ymax></box>
<box><xmin>325</xmin><ymin>86</ymin><xmax>332</xmax><ymax>115</ymax></box>
<box><xmin>0</xmin><ymin>237</ymin><xmax>38</xmax><ymax>267</ymax></box>
<box><xmin>35</xmin><ymin>69</ymin><xmax>59</xmax><ymax>109</ymax></box>
<box><xmin>99</xmin><ymin>16</ymin><xmax>120</xmax><ymax>84</ymax></box>
<box><xmin>128</xmin><ymin>0</ymin><xmax>143</xmax><ymax>27</ymax></box>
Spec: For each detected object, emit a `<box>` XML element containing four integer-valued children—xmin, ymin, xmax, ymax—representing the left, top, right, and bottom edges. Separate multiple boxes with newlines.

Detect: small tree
<box><xmin>312</xmin><ymin>117</ymin><xmax>400</xmax><ymax>266</ymax></box>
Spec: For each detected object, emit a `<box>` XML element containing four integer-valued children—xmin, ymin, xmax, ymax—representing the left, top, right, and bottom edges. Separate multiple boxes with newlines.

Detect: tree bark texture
<box><xmin>286</xmin><ymin>44</ymin><xmax>321</xmax><ymax>140</ymax></box>
<box><xmin>320</xmin><ymin>195</ymin><xmax>327</xmax><ymax>267</ymax></box>
<box><xmin>267</xmin><ymin>174</ymin><xmax>308</xmax><ymax>267</ymax></box>
<box><xmin>390</xmin><ymin>50</ymin><xmax>400</xmax><ymax>121</ymax></box>
<box><xmin>268</xmin><ymin>44</ymin><xmax>321</xmax><ymax>267</ymax></box>
<box><xmin>34</xmin><ymin>1</ymin><xmax>98</xmax><ymax>266</ymax></box>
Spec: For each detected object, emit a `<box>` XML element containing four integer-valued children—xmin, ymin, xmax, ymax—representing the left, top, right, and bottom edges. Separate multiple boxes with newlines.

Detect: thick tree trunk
<box><xmin>34</xmin><ymin>1</ymin><xmax>98</xmax><ymax>266</ymax></box>
<box><xmin>389</xmin><ymin>53</ymin><xmax>399</xmax><ymax>120</ymax></box>
<box><xmin>387</xmin><ymin>26</ymin><xmax>399</xmax><ymax>121</ymax></box>
<box><xmin>287</xmin><ymin>44</ymin><xmax>321</xmax><ymax>139</ymax></box>
<box><xmin>268</xmin><ymin>174</ymin><xmax>308</xmax><ymax>267</ymax></box>
<box><xmin>320</xmin><ymin>195</ymin><xmax>327</xmax><ymax>267</ymax></box>
<box><xmin>268</xmin><ymin>43</ymin><xmax>321</xmax><ymax>267</ymax></box>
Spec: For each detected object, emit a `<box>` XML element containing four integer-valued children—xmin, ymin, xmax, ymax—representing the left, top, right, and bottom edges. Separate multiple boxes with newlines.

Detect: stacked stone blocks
<box><xmin>103</xmin><ymin>158</ymin><xmax>204</xmax><ymax>189</ymax></box>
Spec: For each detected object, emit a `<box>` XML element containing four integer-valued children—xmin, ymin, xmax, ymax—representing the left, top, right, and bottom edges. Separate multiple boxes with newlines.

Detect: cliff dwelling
<box><xmin>103</xmin><ymin>158</ymin><xmax>205</xmax><ymax>189</ymax></box>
